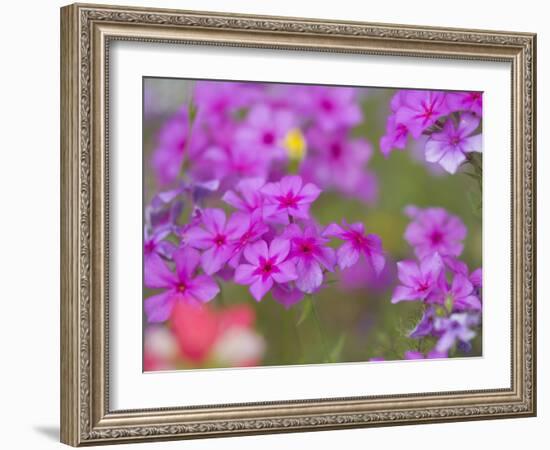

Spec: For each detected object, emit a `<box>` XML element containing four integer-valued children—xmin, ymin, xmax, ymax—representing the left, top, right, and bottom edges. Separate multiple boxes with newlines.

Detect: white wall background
<box><xmin>0</xmin><ymin>1</ymin><xmax>545</xmax><ymax>449</ymax></box>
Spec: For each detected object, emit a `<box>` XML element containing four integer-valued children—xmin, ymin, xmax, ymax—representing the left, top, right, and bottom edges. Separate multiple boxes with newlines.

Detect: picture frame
<box><xmin>60</xmin><ymin>2</ymin><xmax>536</xmax><ymax>446</ymax></box>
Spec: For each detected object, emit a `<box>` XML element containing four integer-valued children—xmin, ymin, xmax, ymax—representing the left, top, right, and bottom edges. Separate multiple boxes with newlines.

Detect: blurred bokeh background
<box><xmin>143</xmin><ymin>78</ymin><xmax>482</xmax><ymax>370</ymax></box>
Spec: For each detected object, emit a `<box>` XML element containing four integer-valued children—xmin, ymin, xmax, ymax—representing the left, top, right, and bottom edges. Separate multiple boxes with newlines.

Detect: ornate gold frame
<box><xmin>60</xmin><ymin>3</ymin><xmax>536</xmax><ymax>446</ymax></box>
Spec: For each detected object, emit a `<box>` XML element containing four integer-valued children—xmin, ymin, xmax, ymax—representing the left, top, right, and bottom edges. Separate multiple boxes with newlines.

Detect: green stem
<box><xmin>308</xmin><ymin>295</ymin><xmax>331</xmax><ymax>363</ymax></box>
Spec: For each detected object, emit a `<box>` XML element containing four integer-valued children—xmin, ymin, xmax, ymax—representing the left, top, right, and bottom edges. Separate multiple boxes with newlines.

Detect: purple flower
<box><xmin>234</xmin><ymin>238</ymin><xmax>298</xmax><ymax>301</ymax></box>
<box><xmin>184</xmin><ymin>208</ymin><xmax>247</xmax><ymax>275</ymax></box>
<box><xmin>144</xmin><ymin>227</ymin><xmax>175</xmax><ymax>262</ymax></box>
<box><xmin>296</xmin><ymin>86</ymin><xmax>362</xmax><ymax>131</ymax></box>
<box><xmin>404</xmin><ymin>206</ymin><xmax>467</xmax><ymax>259</ymax></box>
<box><xmin>425</xmin><ymin>114</ymin><xmax>482</xmax><ymax>174</ymax></box>
<box><xmin>404</xmin><ymin>350</ymin><xmax>447</xmax><ymax>360</ymax></box>
<box><xmin>194</xmin><ymin>81</ymin><xmax>262</xmax><ymax>123</ymax></box>
<box><xmin>433</xmin><ymin>312</ymin><xmax>479</xmax><ymax>353</ymax></box>
<box><xmin>272</xmin><ymin>283</ymin><xmax>304</xmax><ymax>309</ymax></box>
<box><xmin>470</xmin><ymin>267</ymin><xmax>482</xmax><ymax>290</ymax></box>
<box><xmin>380</xmin><ymin>114</ymin><xmax>409</xmax><ymax>157</ymax></box>
<box><xmin>409</xmin><ymin>306</ymin><xmax>436</xmax><ymax>338</ymax></box>
<box><xmin>446</xmin><ymin>91</ymin><xmax>482</xmax><ymax>116</ymax></box>
<box><xmin>151</xmin><ymin>107</ymin><xmax>207</xmax><ymax>186</ymax></box>
<box><xmin>261</xmin><ymin>175</ymin><xmax>321</xmax><ymax>223</ymax></box>
<box><xmin>144</xmin><ymin>248</ymin><xmax>219</xmax><ymax>323</ymax></box>
<box><xmin>222</xmin><ymin>178</ymin><xmax>266</xmax><ymax>215</ymax></box>
<box><xmin>284</xmin><ymin>224</ymin><xmax>336</xmax><ymax>293</ymax></box>
<box><xmin>442</xmin><ymin>273</ymin><xmax>482</xmax><ymax>311</ymax></box>
<box><xmin>391</xmin><ymin>253</ymin><xmax>444</xmax><ymax>304</ymax></box>
<box><xmin>227</xmin><ymin>212</ymin><xmax>269</xmax><ymax>268</ymax></box>
<box><xmin>236</xmin><ymin>104</ymin><xmax>296</xmax><ymax>159</ymax></box>
<box><xmin>302</xmin><ymin>128</ymin><xmax>377</xmax><ymax>203</ymax></box>
<box><xmin>323</xmin><ymin>221</ymin><xmax>385</xmax><ymax>275</ymax></box>
<box><xmin>395</xmin><ymin>90</ymin><xmax>449</xmax><ymax>139</ymax></box>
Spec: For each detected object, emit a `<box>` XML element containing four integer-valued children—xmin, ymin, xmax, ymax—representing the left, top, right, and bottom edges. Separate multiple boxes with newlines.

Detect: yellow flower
<box><xmin>283</xmin><ymin>128</ymin><xmax>307</xmax><ymax>161</ymax></box>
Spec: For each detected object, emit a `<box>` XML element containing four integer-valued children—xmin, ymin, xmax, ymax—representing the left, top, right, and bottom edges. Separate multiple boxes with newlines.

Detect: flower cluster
<box><xmin>151</xmin><ymin>81</ymin><xmax>377</xmax><ymax>204</ymax></box>
<box><xmin>380</xmin><ymin>90</ymin><xmax>482</xmax><ymax>174</ymax></box>
<box><xmin>145</xmin><ymin>173</ymin><xmax>386</xmax><ymax>320</ymax></box>
<box><xmin>390</xmin><ymin>206</ymin><xmax>482</xmax><ymax>356</ymax></box>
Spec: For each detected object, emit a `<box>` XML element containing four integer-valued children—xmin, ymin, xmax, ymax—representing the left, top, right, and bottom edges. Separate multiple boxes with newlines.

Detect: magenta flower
<box><xmin>391</xmin><ymin>253</ymin><xmax>444</xmax><ymax>304</ymax></box>
<box><xmin>272</xmin><ymin>283</ymin><xmax>304</xmax><ymax>309</ymax></box>
<box><xmin>303</xmin><ymin>128</ymin><xmax>377</xmax><ymax>203</ymax></box>
<box><xmin>297</xmin><ymin>86</ymin><xmax>362</xmax><ymax>131</ymax></box>
<box><xmin>184</xmin><ymin>208</ymin><xmax>247</xmax><ymax>275</ymax></box>
<box><xmin>395</xmin><ymin>90</ymin><xmax>449</xmax><ymax>139</ymax></box>
<box><xmin>151</xmin><ymin>107</ymin><xmax>207</xmax><ymax>186</ymax></box>
<box><xmin>446</xmin><ymin>91</ymin><xmax>482</xmax><ymax>116</ymax></box>
<box><xmin>470</xmin><ymin>267</ymin><xmax>482</xmax><ymax>290</ymax></box>
<box><xmin>236</xmin><ymin>104</ymin><xmax>296</xmax><ymax>159</ymax></box>
<box><xmin>404</xmin><ymin>206</ymin><xmax>467</xmax><ymax>259</ymax></box>
<box><xmin>261</xmin><ymin>175</ymin><xmax>321</xmax><ymax>223</ymax></box>
<box><xmin>144</xmin><ymin>248</ymin><xmax>219</xmax><ymax>323</ymax></box>
<box><xmin>144</xmin><ymin>227</ymin><xmax>175</xmax><ymax>262</ymax></box>
<box><xmin>222</xmin><ymin>178</ymin><xmax>266</xmax><ymax>215</ymax></box>
<box><xmin>425</xmin><ymin>114</ymin><xmax>482</xmax><ymax>174</ymax></box>
<box><xmin>324</xmin><ymin>221</ymin><xmax>385</xmax><ymax>275</ymax></box>
<box><xmin>284</xmin><ymin>224</ymin><xmax>336</xmax><ymax>293</ymax></box>
<box><xmin>234</xmin><ymin>238</ymin><xmax>298</xmax><ymax>301</ymax></box>
<box><xmin>194</xmin><ymin>81</ymin><xmax>262</xmax><ymax>123</ymax></box>
<box><xmin>441</xmin><ymin>273</ymin><xmax>482</xmax><ymax>311</ymax></box>
<box><xmin>227</xmin><ymin>212</ymin><xmax>269</xmax><ymax>268</ymax></box>
<box><xmin>380</xmin><ymin>114</ymin><xmax>409</xmax><ymax>157</ymax></box>
<box><xmin>404</xmin><ymin>350</ymin><xmax>447</xmax><ymax>360</ymax></box>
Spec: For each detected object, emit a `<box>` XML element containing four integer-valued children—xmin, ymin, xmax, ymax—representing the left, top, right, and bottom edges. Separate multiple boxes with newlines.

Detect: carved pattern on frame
<box><xmin>73</xmin><ymin>5</ymin><xmax>535</xmax><ymax>443</ymax></box>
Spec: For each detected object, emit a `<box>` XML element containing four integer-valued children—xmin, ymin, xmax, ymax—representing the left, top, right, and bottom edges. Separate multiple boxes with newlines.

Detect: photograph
<box><xmin>142</xmin><ymin>79</ymin><xmax>483</xmax><ymax>371</ymax></box>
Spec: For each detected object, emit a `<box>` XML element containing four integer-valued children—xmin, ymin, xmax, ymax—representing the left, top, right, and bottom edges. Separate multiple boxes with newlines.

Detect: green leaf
<box><xmin>297</xmin><ymin>298</ymin><xmax>313</xmax><ymax>326</ymax></box>
<box><xmin>329</xmin><ymin>334</ymin><xmax>346</xmax><ymax>362</ymax></box>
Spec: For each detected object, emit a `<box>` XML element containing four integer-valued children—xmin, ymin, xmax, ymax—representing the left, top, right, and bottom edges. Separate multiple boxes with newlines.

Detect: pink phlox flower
<box><xmin>234</xmin><ymin>238</ymin><xmax>298</xmax><ymax>301</ymax></box>
<box><xmin>425</xmin><ymin>113</ymin><xmax>482</xmax><ymax>174</ymax></box>
<box><xmin>394</xmin><ymin>90</ymin><xmax>449</xmax><ymax>139</ymax></box>
<box><xmin>184</xmin><ymin>208</ymin><xmax>248</xmax><ymax>275</ymax></box>
<box><xmin>144</xmin><ymin>248</ymin><xmax>219</xmax><ymax>323</ymax></box>
<box><xmin>261</xmin><ymin>175</ymin><xmax>321</xmax><ymax>223</ymax></box>
<box><xmin>283</xmin><ymin>223</ymin><xmax>336</xmax><ymax>293</ymax></box>
<box><xmin>404</xmin><ymin>206</ymin><xmax>467</xmax><ymax>259</ymax></box>
<box><xmin>446</xmin><ymin>91</ymin><xmax>483</xmax><ymax>116</ymax></box>
<box><xmin>235</xmin><ymin>104</ymin><xmax>296</xmax><ymax>159</ymax></box>
<box><xmin>391</xmin><ymin>253</ymin><xmax>444</xmax><ymax>304</ymax></box>
<box><xmin>323</xmin><ymin>221</ymin><xmax>385</xmax><ymax>275</ymax></box>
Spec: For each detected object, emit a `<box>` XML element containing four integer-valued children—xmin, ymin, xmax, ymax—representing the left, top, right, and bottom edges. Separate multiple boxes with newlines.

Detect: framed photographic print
<box><xmin>60</xmin><ymin>3</ymin><xmax>537</xmax><ymax>446</ymax></box>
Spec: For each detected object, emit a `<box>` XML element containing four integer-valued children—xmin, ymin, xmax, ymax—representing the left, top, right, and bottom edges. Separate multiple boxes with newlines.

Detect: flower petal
<box><xmin>298</xmin><ymin>183</ymin><xmax>321</xmax><ymax>203</ymax></box>
<box><xmin>391</xmin><ymin>285</ymin><xmax>419</xmax><ymax>303</ymax></box>
<box><xmin>438</xmin><ymin>148</ymin><xmax>467</xmax><ymax>174</ymax></box>
<box><xmin>188</xmin><ymin>275</ymin><xmax>220</xmax><ymax>303</ymax></box>
<box><xmin>272</xmin><ymin>260</ymin><xmax>298</xmax><ymax>284</ymax></box>
<box><xmin>201</xmin><ymin>208</ymin><xmax>226</xmax><ymax>234</ymax></box>
<box><xmin>234</xmin><ymin>264</ymin><xmax>258</xmax><ymax>285</ymax></box>
<box><xmin>184</xmin><ymin>226</ymin><xmax>212</xmax><ymax>249</ymax></box>
<box><xmin>337</xmin><ymin>242</ymin><xmax>359</xmax><ymax>269</ymax></box>
<box><xmin>269</xmin><ymin>237</ymin><xmax>291</xmax><ymax>263</ymax></box>
<box><xmin>462</xmin><ymin>134</ymin><xmax>482</xmax><ymax>153</ymax></box>
<box><xmin>144</xmin><ymin>291</ymin><xmax>176</xmax><ymax>323</ymax></box>
<box><xmin>243</xmin><ymin>240</ymin><xmax>268</xmax><ymax>265</ymax></box>
<box><xmin>280</xmin><ymin>175</ymin><xmax>302</xmax><ymax>195</ymax></box>
<box><xmin>144</xmin><ymin>253</ymin><xmax>177</xmax><ymax>289</ymax></box>
<box><xmin>457</xmin><ymin>112</ymin><xmax>480</xmax><ymax>137</ymax></box>
<box><xmin>396</xmin><ymin>260</ymin><xmax>421</xmax><ymax>287</ymax></box>
<box><xmin>249</xmin><ymin>277</ymin><xmax>273</xmax><ymax>301</ymax></box>
<box><xmin>294</xmin><ymin>260</ymin><xmax>322</xmax><ymax>293</ymax></box>
<box><xmin>173</xmin><ymin>247</ymin><xmax>201</xmax><ymax>280</ymax></box>
<box><xmin>201</xmin><ymin>246</ymin><xmax>231</xmax><ymax>275</ymax></box>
